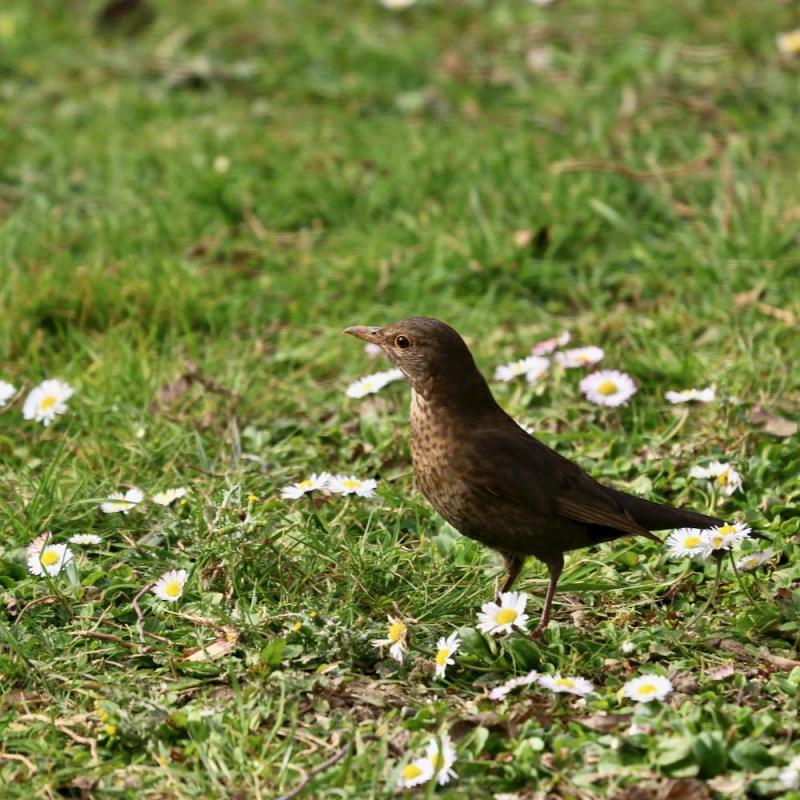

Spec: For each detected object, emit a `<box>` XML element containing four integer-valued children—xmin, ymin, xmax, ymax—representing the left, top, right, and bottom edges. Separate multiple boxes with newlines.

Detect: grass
<box><xmin>1</xmin><ymin>0</ymin><xmax>799</xmax><ymax>797</ymax></box>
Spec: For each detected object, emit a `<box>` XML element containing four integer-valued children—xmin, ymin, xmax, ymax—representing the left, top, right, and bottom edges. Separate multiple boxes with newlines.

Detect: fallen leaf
<box><xmin>748</xmin><ymin>404</ymin><xmax>798</xmax><ymax>437</ymax></box>
<box><xmin>578</xmin><ymin>713</ymin><xmax>632</xmax><ymax>732</ymax></box>
<box><xmin>183</xmin><ymin>627</ymin><xmax>239</xmax><ymax>662</ymax></box>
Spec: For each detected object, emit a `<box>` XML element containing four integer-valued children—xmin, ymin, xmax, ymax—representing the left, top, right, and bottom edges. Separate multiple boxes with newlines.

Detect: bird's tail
<box><xmin>608</xmin><ymin>488</ymin><xmax>723</xmax><ymax>532</ymax></box>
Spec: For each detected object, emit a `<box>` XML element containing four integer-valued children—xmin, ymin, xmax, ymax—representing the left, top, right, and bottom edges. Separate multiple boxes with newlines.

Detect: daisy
<box><xmin>779</xmin><ymin>756</ymin><xmax>800</xmax><ymax>790</ymax></box>
<box><xmin>477</xmin><ymin>591</ymin><xmax>529</xmax><ymax>635</ymax></box>
<box><xmin>397</xmin><ymin>758</ymin><xmax>433</xmax><ymax>789</ymax></box>
<box><xmin>555</xmin><ymin>346</ymin><xmax>604</xmax><ymax>369</ymax></box>
<box><xmin>327</xmin><ymin>474</ymin><xmax>378</xmax><ymax>498</ymax></box>
<box><xmin>709</xmin><ymin>521</ymin><xmax>751</xmax><ymax>547</ymax></box>
<box><xmin>494</xmin><ymin>355</ymin><xmax>549</xmax><ymax>383</ymax></box>
<box><xmin>622</xmin><ymin>674</ymin><xmax>673</xmax><ymax>703</ymax></box>
<box><xmin>27</xmin><ymin>543</ymin><xmax>73</xmax><ymax>577</ymax></box>
<box><xmin>700</xmin><ymin>522</ymin><xmax>751</xmax><ymax>556</ymax></box>
<box><xmin>665</xmin><ymin>528</ymin><xmax>707</xmax><ymax>558</ymax></box>
<box><xmin>68</xmin><ymin>533</ymin><xmax>103</xmax><ymax>546</ymax></box>
<box><xmin>735</xmin><ymin>550</ymin><xmax>774</xmax><ymax>572</ymax></box>
<box><xmin>22</xmin><ymin>379</ymin><xmax>74</xmax><ymax>426</ymax></box>
<box><xmin>688</xmin><ymin>461</ymin><xmax>743</xmax><ymax>495</ymax></box>
<box><xmin>532</xmin><ymin>331</ymin><xmax>570</xmax><ymax>356</ymax></box>
<box><xmin>665</xmin><ymin>387</ymin><xmax>715</xmax><ymax>404</ymax></box>
<box><xmin>488</xmin><ymin>670</ymin><xmax>540</xmax><ymax>701</ymax></box>
<box><xmin>538</xmin><ymin>674</ymin><xmax>594</xmax><ymax>696</ymax></box>
<box><xmin>434</xmin><ymin>632</ymin><xmax>461</xmax><ymax>679</ymax></box>
<box><xmin>100</xmin><ymin>487</ymin><xmax>144</xmax><ymax>514</ymax></box>
<box><xmin>371</xmin><ymin>616</ymin><xmax>408</xmax><ymax>663</ymax></box>
<box><xmin>380</xmin><ymin>0</ymin><xmax>417</xmax><ymax>8</ymax></box>
<box><xmin>345</xmin><ymin>368</ymin><xmax>404</xmax><ymax>399</ymax></box>
<box><xmin>0</xmin><ymin>380</ymin><xmax>16</xmax><ymax>407</ymax></box>
<box><xmin>426</xmin><ymin>733</ymin><xmax>458</xmax><ymax>786</ymax></box>
<box><xmin>620</xmin><ymin>641</ymin><xmax>636</xmax><ymax>655</ymax></box>
<box><xmin>151</xmin><ymin>569</ymin><xmax>188</xmax><ymax>602</ymax></box>
<box><xmin>151</xmin><ymin>487</ymin><xmax>188</xmax><ymax>506</ymax></box>
<box><xmin>580</xmin><ymin>370</ymin><xmax>637</xmax><ymax>407</ymax></box>
<box><xmin>777</xmin><ymin>30</ymin><xmax>800</xmax><ymax>57</ymax></box>
<box><xmin>280</xmin><ymin>472</ymin><xmax>331</xmax><ymax>500</ymax></box>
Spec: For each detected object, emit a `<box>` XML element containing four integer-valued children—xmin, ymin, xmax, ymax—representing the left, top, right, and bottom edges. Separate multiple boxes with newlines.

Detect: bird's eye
<box><xmin>395</xmin><ymin>335</ymin><xmax>410</xmax><ymax>349</ymax></box>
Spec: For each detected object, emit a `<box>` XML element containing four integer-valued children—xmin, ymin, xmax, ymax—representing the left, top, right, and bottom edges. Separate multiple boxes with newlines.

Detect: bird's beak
<box><xmin>344</xmin><ymin>325</ymin><xmax>383</xmax><ymax>344</ymax></box>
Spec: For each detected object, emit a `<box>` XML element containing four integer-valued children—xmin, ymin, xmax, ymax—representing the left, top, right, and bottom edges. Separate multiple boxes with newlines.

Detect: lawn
<box><xmin>1</xmin><ymin>0</ymin><xmax>799</xmax><ymax>797</ymax></box>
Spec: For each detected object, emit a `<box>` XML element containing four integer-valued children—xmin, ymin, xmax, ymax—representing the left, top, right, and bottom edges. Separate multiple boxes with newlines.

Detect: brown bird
<box><xmin>345</xmin><ymin>317</ymin><xmax>724</xmax><ymax>637</ymax></box>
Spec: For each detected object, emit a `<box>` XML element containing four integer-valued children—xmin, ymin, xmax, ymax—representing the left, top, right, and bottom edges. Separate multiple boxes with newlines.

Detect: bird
<box><xmin>345</xmin><ymin>317</ymin><xmax>727</xmax><ymax>637</ymax></box>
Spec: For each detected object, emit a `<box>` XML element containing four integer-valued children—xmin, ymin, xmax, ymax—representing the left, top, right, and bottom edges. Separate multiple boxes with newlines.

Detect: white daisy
<box><xmin>538</xmin><ymin>674</ymin><xmax>594</xmax><ymax>696</ymax></box>
<box><xmin>280</xmin><ymin>472</ymin><xmax>331</xmax><ymax>500</ymax></box>
<box><xmin>434</xmin><ymin>632</ymin><xmax>461</xmax><ymax>679</ymax></box>
<box><xmin>665</xmin><ymin>528</ymin><xmax>707</xmax><ymax>558</ymax></box>
<box><xmin>380</xmin><ymin>0</ymin><xmax>416</xmax><ymax>8</ymax></box>
<box><xmin>327</xmin><ymin>474</ymin><xmax>378</xmax><ymax>498</ymax></box>
<box><xmin>426</xmin><ymin>733</ymin><xmax>458</xmax><ymax>786</ymax></box>
<box><xmin>151</xmin><ymin>487</ymin><xmax>188</xmax><ymax>506</ymax></box>
<box><xmin>100</xmin><ymin>487</ymin><xmax>144</xmax><ymax>514</ymax></box>
<box><xmin>494</xmin><ymin>355</ymin><xmax>549</xmax><ymax>383</ymax></box>
<box><xmin>622</xmin><ymin>674</ymin><xmax>673</xmax><ymax>703</ymax></box>
<box><xmin>345</xmin><ymin>368</ymin><xmax>404</xmax><ymax>399</ymax></box>
<box><xmin>68</xmin><ymin>533</ymin><xmax>103</xmax><ymax>546</ymax></box>
<box><xmin>22</xmin><ymin>379</ymin><xmax>74</xmax><ymax>426</ymax></box>
<box><xmin>735</xmin><ymin>550</ymin><xmax>774</xmax><ymax>572</ymax></box>
<box><xmin>620</xmin><ymin>641</ymin><xmax>636</xmax><ymax>655</ymax></box>
<box><xmin>555</xmin><ymin>346</ymin><xmax>604</xmax><ymax>369</ymax></box>
<box><xmin>151</xmin><ymin>569</ymin><xmax>189</xmax><ymax>602</ymax></box>
<box><xmin>371</xmin><ymin>616</ymin><xmax>408</xmax><ymax>663</ymax></box>
<box><xmin>688</xmin><ymin>461</ymin><xmax>743</xmax><ymax>496</ymax></box>
<box><xmin>580</xmin><ymin>370</ymin><xmax>637</xmax><ymax>407</ymax></box>
<box><xmin>532</xmin><ymin>331</ymin><xmax>570</xmax><ymax>356</ymax></box>
<box><xmin>0</xmin><ymin>380</ymin><xmax>16</xmax><ymax>407</ymax></box>
<box><xmin>777</xmin><ymin>29</ymin><xmax>800</xmax><ymax>57</ymax></box>
<box><xmin>488</xmin><ymin>670</ymin><xmax>540</xmax><ymax>701</ymax></box>
<box><xmin>779</xmin><ymin>756</ymin><xmax>800</xmax><ymax>790</ymax></box>
<box><xmin>477</xmin><ymin>591</ymin><xmax>529</xmax><ymax>635</ymax></box>
<box><xmin>27</xmin><ymin>543</ymin><xmax>73</xmax><ymax>577</ymax></box>
<box><xmin>26</xmin><ymin>531</ymin><xmax>52</xmax><ymax>556</ymax></box>
<box><xmin>397</xmin><ymin>757</ymin><xmax>433</xmax><ymax>789</ymax></box>
<box><xmin>665</xmin><ymin>387</ymin><xmax>715</xmax><ymax>404</ymax></box>
<box><xmin>709</xmin><ymin>521</ymin><xmax>751</xmax><ymax>547</ymax></box>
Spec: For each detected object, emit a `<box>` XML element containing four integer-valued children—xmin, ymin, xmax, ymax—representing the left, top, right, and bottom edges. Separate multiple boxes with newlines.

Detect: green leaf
<box><xmin>260</xmin><ymin>638</ymin><xmax>286</xmax><ymax>667</ymax></box>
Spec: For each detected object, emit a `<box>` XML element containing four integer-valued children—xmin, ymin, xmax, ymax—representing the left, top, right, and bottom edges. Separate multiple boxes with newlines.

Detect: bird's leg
<box><xmin>530</xmin><ymin>553</ymin><xmax>564</xmax><ymax>639</ymax></box>
<box><xmin>496</xmin><ymin>553</ymin><xmax>525</xmax><ymax>603</ymax></box>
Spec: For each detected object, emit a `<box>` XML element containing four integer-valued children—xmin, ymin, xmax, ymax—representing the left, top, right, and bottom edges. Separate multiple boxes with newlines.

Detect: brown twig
<box><xmin>551</xmin><ymin>138</ymin><xmax>721</xmax><ymax>183</ymax></box>
<box><xmin>0</xmin><ymin>752</ymin><xmax>37</xmax><ymax>774</ymax></box>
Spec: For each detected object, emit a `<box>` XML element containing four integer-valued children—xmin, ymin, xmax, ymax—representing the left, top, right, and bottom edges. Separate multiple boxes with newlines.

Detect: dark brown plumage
<box><xmin>345</xmin><ymin>317</ymin><xmax>723</xmax><ymax>636</ymax></box>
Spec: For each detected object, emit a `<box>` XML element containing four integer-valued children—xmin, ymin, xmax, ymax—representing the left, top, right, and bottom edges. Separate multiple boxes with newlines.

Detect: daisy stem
<box><xmin>43</xmin><ymin>574</ymin><xmax>74</xmax><ymax>620</ymax></box>
<box><xmin>728</xmin><ymin>550</ymin><xmax>757</xmax><ymax>605</ymax></box>
<box><xmin>687</xmin><ymin>554</ymin><xmax>722</xmax><ymax>630</ymax></box>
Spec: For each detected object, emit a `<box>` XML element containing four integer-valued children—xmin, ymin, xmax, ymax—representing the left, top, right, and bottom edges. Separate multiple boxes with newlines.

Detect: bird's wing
<box><xmin>464</xmin><ymin>427</ymin><xmax>659</xmax><ymax>541</ymax></box>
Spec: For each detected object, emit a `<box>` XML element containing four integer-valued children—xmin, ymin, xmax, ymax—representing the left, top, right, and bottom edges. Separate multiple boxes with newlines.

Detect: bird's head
<box><xmin>344</xmin><ymin>317</ymin><xmax>485</xmax><ymax>397</ymax></box>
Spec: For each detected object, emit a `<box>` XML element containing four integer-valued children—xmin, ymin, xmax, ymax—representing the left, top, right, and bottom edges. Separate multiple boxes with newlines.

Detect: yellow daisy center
<box><xmin>683</xmin><ymin>536</ymin><xmax>701</xmax><ymax>548</ymax></box>
<box><xmin>496</xmin><ymin>608</ymin><xmax>518</xmax><ymax>625</ymax></box>
<box><xmin>431</xmin><ymin>753</ymin><xmax>445</xmax><ymax>769</ymax></box>
<box><xmin>709</xmin><ymin>537</ymin><xmax>723</xmax><ymax>548</ymax></box>
<box><xmin>298</xmin><ymin>480</ymin><xmax>314</xmax><ymax>491</ymax></box>
<box><xmin>555</xmin><ymin>677</ymin><xmax>575</xmax><ymax>689</ymax></box>
<box><xmin>165</xmin><ymin>581</ymin><xmax>182</xmax><ymax>597</ymax></box>
<box><xmin>435</xmin><ymin>649</ymin><xmax>450</xmax><ymax>667</ymax></box>
<box><xmin>362</xmin><ymin>380</ymin><xmax>375</xmax><ymax>391</ymax></box>
<box><xmin>637</xmin><ymin>683</ymin><xmax>657</xmax><ymax>696</ymax></box>
<box><xmin>388</xmin><ymin>621</ymin><xmax>406</xmax><ymax>643</ymax></box>
<box><xmin>717</xmin><ymin>524</ymin><xmax>736</xmax><ymax>536</ymax></box>
<box><xmin>342</xmin><ymin>479</ymin><xmax>361</xmax><ymax>490</ymax></box>
<box><xmin>597</xmin><ymin>380</ymin><xmax>618</xmax><ymax>395</ymax></box>
<box><xmin>40</xmin><ymin>550</ymin><xmax>59</xmax><ymax>566</ymax></box>
<box><xmin>716</xmin><ymin>470</ymin><xmax>730</xmax><ymax>485</ymax></box>
<box><xmin>39</xmin><ymin>395</ymin><xmax>57</xmax><ymax>411</ymax></box>
<box><xmin>403</xmin><ymin>763</ymin><xmax>422</xmax><ymax>780</ymax></box>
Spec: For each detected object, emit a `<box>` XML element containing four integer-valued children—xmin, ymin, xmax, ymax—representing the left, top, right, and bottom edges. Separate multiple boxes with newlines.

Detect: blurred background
<box><xmin>0</xmin><ymin>0</ymin><xmax>798</xmax><ymax>414</ymax></box>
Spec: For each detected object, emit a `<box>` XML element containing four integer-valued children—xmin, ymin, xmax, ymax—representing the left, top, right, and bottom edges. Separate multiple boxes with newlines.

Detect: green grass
<box><xmin>1</xmin><ymin>0</ymin><xmax>800</xmax><ymax>797</ymax></box>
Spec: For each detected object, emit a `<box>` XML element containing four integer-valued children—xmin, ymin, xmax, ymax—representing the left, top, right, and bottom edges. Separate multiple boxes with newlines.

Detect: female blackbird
<box><xmin>345</xmin><ymin>317</ymin><xmax>722</xmax><ymax>636</ymax></box>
